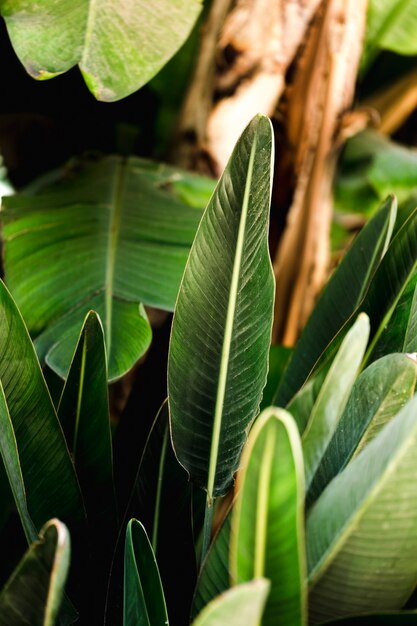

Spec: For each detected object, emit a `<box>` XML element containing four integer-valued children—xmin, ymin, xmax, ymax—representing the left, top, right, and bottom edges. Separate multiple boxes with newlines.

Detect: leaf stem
<box><xmin>200</xmin><ymin>494</ymin><xmax>215</xmax><ymax>568</ymax></box>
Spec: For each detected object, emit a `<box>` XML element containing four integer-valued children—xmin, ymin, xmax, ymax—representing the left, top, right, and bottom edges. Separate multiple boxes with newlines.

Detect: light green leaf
<box><xmin>168</xmin><ymin>114</ymin><xmax>275</xmax><ymax>500</ymax></box>
<box><xmin>363</xmin><ymin>0</ymin><xmax>417</xmax><ymax>70</ymax></box>
<box><xmin>0</xmin><ymin>280</ymin><xmax>84</xmax><ymax>532</ymax></box>
<box><xmin>191</xmin><ymin>579</ymin><xmax>270</xmax><ymax>626</ymax></box>
<box><xmin>0</xmin><ymin>519</ymin><xmax>70</xmax><ymax>626</ymax></box>
<box><xmin>58</xmin><ymin>311</ymin><xmax>117</xmax><ymax>536</ymax></box>
<box><xmin>310</xmin><ymin>353</ymin><xmax>417</xmax><ymax>503</ymax></box>
<box><xmin>123</xmin><ymin>519</ymin><xmax>168</xmax><ymax>626</ymax></box>
<box><xmin>276</xmin><ymin>197</ymin><xmax>396</xmax><ymax>406</ymax></box>
<box><xmin>307</xmin><ymin>393</ymin><xmax>417</xmax><ymax>623</ymax></box>
<box><xmin>231</xmin><ymin>408</ymin><xmax>306</xmax><ymax>626</ymax></box>
<box><xmin>2</xmin><ymin>156</ymin><xmax>210</xmax><ymax>381</ymax></box>
<box><xmin>0</xmin><ymin>0</ymin><xmax>202</xmax><ymax>101</ymax></box>
<box><xmin>302</xmin><ymin>314</ymin><xmax>370</xmax><ymax>493</ymax></box>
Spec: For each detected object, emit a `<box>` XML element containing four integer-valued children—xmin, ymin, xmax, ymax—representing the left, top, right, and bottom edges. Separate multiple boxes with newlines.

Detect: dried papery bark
<box><xmin>362</xmin><ymin>67</ymin><xmax>417</xmax><ymax>136</ymax></box>
<box><xmin>272</xmin><ymin>0</ymin><xmax>368</xmax><ymax>346</ymax></box>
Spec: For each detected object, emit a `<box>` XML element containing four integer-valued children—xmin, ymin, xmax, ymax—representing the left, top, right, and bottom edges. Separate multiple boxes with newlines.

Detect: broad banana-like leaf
<box><xmin>231</xmin><ymin>408</ymin><xmax>306</xmax><ymax>626</ymax></box>
<box><xmin>132</xmin><ymin>401</ymin><xmax>196</xmax><ymax>625</ymax></box>
<box><xmin>0</xmin><ymin>519</ymin><xmax>70</xmax><ymax>626</ymax></box>
<box><xmin>0</xmin><ymin>0</ymin><xmax>202</xmax><ymax>101</ymax></box>
<box><xmin>123</xmin><ymin>519</ymin><xmax>168</xmax><ymax>626</ymax></box>
<box><xmin>309</xmin><ymin>353</ymin><xmax>417</xmax><ymax>503</ymax></box>
<box><xmin>302</xmin><ymin>314</ymin><xmax>370</xmax><ymax>493</ymax></box>
<box><xmin>192</xmin><ymin>512</ymin><xmax>231</xmax><ymax>618</ymax></box>
<box><xmin>168</xmin><ymin>114</ymin><xmax>275</xmax><ymax>500</ymax></box>
<box><xmin>0</xmin><ymin>382</ymin><xmax>37</xmax><ymax>544</ymax></box>
<box><xmin>307</xmin><ymin>393</ymin><xmax>417</xmax><ymax>623</ymax></box>
<box><xmin>0</xmin><ymin>280</ymin><xmax>84</xmax><ymax>531</ymax></box>
<box><xmin>58</xmin><ymin>311</ymin><xmax>117</xmax><ymax>538</ymax></box>
<box><xmin>2</xmin><ymin>156</ymin><xmax>210</xmax><ymax>381</ymax></box>
<box><xmin>363</xmin><ymin>0</ymin><xmax>417</xmax><ymax>70</ymax></box>
<box><xmin>276</xmin><ymin>197</ymin><xmax>396</xmax><ymax>406</ymax></box>
<box><xmin>191</xmin><ymin>579</ymin><xmax>270</xmax><ymax>626</ymax></box>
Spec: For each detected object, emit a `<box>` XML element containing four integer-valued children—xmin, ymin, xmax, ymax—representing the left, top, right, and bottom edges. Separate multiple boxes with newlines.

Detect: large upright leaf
<box><xmin>123</xmin><ymin>519</ymin><xmax>168</xmax><ymax>626</ymax></box>
<box><xmin>0</xmin><ymin>280</ymin><xmax>84</xmax><ymax>532</ymax></box>
<box><xmin>0</xmin><ymin>519</ymin><xmax>70</xmax><ymax>626</ymax></box>
<box><xmin>2</xmin><ymin>156</ymin><xmax>211</xmax><ymax>381</ymax></box>
<box><xmin>58</xmin><ymin>311</ymin><xmax>117</xmax><ymax>536</ymax></box>
<box><xmin>302</xmin><ymin>314</ymin><xmax>370</xmax><ymax>493</ymax></box>
<box><xmin>310</xmin><ymin>353</ymin><xmax>417</xmax><ymax>503</ymax></box>
<box><xmin>191</xmin><ymin>580</ymin><xmax>270</xmax><ymax>626</ymax></box>
<box><xmin>231</xmin><ymin>408</ymin><xmax>306</xmax><ymax>626</ymax></box>
<box><xmin>276</xmin><ymin>197</ymin><xmax>396</xmax><ymax>406</ymax></box>
<box><xmin>307</xmin><ymin>393</ymin><xmax>417</xmax><ymax>623</ymax></box>
<box><xmin>363</xmin><ymin>1</ymin><xmax>417</xmax><ymax>70</ymax></box>
<box><xmin>0</xmin><ymin>0</ymin><xmax>202</xmax><ymax>101</ymax></box>
<box><xmin>168</xmin><ymin>114</ymin><xmax>275</xmax><ymax>501</ymax></box>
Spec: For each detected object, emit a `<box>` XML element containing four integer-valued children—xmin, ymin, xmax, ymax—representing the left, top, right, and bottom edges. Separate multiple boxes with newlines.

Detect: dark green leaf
<box><xmin>123</xmin><ymin>519</ymin><xmax>168</xmax><ymax>626</ymax></box>
<box><xmin>231</xmin><ymin>408</ymin><xmax>306</xmax><ymax>626</ymax></box>
<box><xmin>0</xmin><ymin>519</ymin><xmax>70</xmax><ymax>626</ymax></box>
<box><xmin>169</xmin><ymin>114</ymin><xmax>275</xmax><ymax>499</ymax></box>
<box><xmin>260</xmin><ymin>345</ymin><xmax>292</xmax><ymax>410</ymax></box>
<box><xmin>320</xmin><ymin>611</ymin><xmax>417</xmax><ymax>625</ymax></box>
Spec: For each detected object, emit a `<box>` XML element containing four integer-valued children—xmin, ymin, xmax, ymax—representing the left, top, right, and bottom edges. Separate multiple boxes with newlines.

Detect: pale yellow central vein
<box><xmin>105</xmin><ymin>160</ymin><xmax>126</xmax><ymax>357</ymax></box>
<box><xmin>206</xmin><ymin>136</ymin><xmax>258</xmax><ymax>502</ymax></box>
<box><xmin>254</xmin><ymin>429</ymin><xmax>275</xmax><ymax>578</ymax></box>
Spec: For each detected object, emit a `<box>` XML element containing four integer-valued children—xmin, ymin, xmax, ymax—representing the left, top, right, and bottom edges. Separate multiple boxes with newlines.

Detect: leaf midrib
<box><xmin>206</xmin><ymin>137</ymin><xmax>258</xmax><ymax>502</ymax></box>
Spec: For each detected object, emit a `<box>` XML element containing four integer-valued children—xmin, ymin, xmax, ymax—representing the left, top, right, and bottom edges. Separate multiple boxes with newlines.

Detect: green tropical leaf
<box><xmin>276</xmin><ymin>197</ymin><xmax>396</xmax><ymax>406</ymax></box>
<box><xmin>302</xmin><ymin>314</ymin><xmax>370</xmax><ymax>493</ymax></box>
<box><xmin>0</xmin><ymin>0</ymin><xmax>202</xmax><ymax>101</ymax></box>
<box><xmin>260</xmin><ymin>345</ymin><xmax>292</xmax><ymax>410</ymax></box>
<box><xmin>320</xmin><ymin>611</ymin><xmax>417</xmax><ymax>625</ymax></box>
<box><xmin>168</xmin><ymin>114</ymin><xmax>275</xmax><ymax>503</ymax></box>
<box><xmin>191</xmin><ymin>579</ymin><xmax>270</xmax><ymax>626</ymax></box>
<box><xmin>123</xmin><ymin>519</ymin><xmax>168</xmax><ymax>626</ymax></box>
<box><xmin>0</xmin><ymin>519</ymin><xmax>70</xmax><ymax>626</ymax></box>
<box><xmin>192</xmin><ymin>511</ymin><xmax>231</xmax><ymax>618</ymax></box>
<box><xmin>363</xmin><ymin>0</ymin><xmax>417</xmax><ymax>70</ymax></box>
<box><xmin>307</xmin><ymin>393</ymin><xmax>417</xmax><ymax>623</ymax></box>
<box><xmin>0</xmin><ymin>280</ymin><xmax>84</xmax><ymax>532</ymax></box>
<box><xmin>58</xmin><ymin>311</ymin><xmax>117</xmax><ymax>536</ymax></box>
<box><xmin>231</xmin><ymin>408</ymin><xmax>306</xmax><ymax>626</ymax></box>
<box><xmin>2</xmin><ymin>156</ymin><xmax>210</xmax><ymax>381</ymax></box>
<box><xmin>309</xmin><ymin>353</ymin><xmax>417</xmax><ymax>503</ymax></box>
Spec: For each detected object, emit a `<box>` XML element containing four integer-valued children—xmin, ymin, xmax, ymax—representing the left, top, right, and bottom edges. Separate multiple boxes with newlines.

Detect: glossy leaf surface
<box><xmin>169</xmin><ymin>114</ymin><xmax>275</xmax><ymax>499</ymax></box>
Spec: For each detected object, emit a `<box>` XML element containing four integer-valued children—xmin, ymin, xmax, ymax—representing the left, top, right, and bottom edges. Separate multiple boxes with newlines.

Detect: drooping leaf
<box><xmin>276</xmin><ymin>196</ymin><xmax>396</xmax><ymax>406</ymax></box>
<box><xmin>0</xmin><ymin>519</ymin><xmax>70</xmax><ymax>626</ymax></box>
<box><xmin>0</xmin><ymin>0</ymin><xmax>202</xmax><ymax>101</ymax></box>
<box><xmin>58</xmin><ymin>311</ymin><xmax>117</xmax><ymax>537</ymax></box>
<box><xmin>168</xmin><ymin>114</ymin><xmax>275</xmax><ymax>500</ymax></box>
<box><xmin>231</xmin><ymin>408</ymin><xmax>306</xmax><ymax>626</ymax></box>
<box><xmin>302</xmin><ymin>314</ymin><xmax>370</xmax><ymax>493</ymax></box>
<box><xmin>123</xmin><ymin>519</ymin><xmax>168</xmax><ymax>626</ymax></box>
<box><xmin>309</xmin><ymin>353</ymin><xmax>417</xmax><ymax>503</ymax></box>
<box><xmin>307</xmin><ymin>393</ymin><xmax>417</xmax><ymax>623</ymax></box>
<box><xmin>191</xmin><ymin>579</ymin><xmax>270</xmax><ymax>626</ymax></box>
<box><xmin>132</xmin><ymin>401</ymin><xmax>196</xmax><ymax>625</ymax></box>
<box><xmin>192</xmin><ymin>511</ymin><xmax>231</xmax><ymax>619</ymax></box>
<box><xmin>0</xmin><ymin>280</ymin><xmax>84</xmax><ymax>532</ymax></box>
<box><xmin>2</xmin><ymin>156</ymin><xmax>211</xmax><ymax>381</ymax></box>
<box><xmin>363</xmin><ymin>0</ymin><xmax>417</xmax><ymax>70</ymax></box>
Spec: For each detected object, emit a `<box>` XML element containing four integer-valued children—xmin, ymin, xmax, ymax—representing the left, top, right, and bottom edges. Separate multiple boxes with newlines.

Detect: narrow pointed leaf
<box><xmin>123</xmin><ymin>519</ymin><xmax>168</xmax><ymax>626</ymax></box>
<box><xmin>191</xmin><ymin>579</ymin><xmax>270</xmax><ymax>626</ymax></box>
<box><xmin>2</xmin><ymin>156</ymin><xmax>211</xmax><ymax>381</ymax></box>
<box><xmin>0</xmin><ymin>519</ymin><xmax>70</xmax><ymax>626</ymax></box>
<box><xmin>58</xmin><ymin>311</ymin><xmax>117</xmax><ymax>535</ymax></box>
<box><xmin>276</xmin><ymin>197</ymin><xmax>396</xmax><ymax>406</ymax></box>
<box><xmin>231</xmin><ymin>408</ymin><xmax>306</xmax><ymax>626</ymax></box>
<box><xmin>1</xmin><ymin>0</ymin><xmax>202</xmax><ymax>101</ymax></box>
<box><xmin>307</xmin><ymin>393</ymin><xmax>417</xmax><ymax>623</ymax></box>
<box><xmin>0</xmin><ymin>280</ymin><xmax>84</xmax><ymax>531</ymax></box>
<box><xmin>310</xmin><ymin>353</ymin><xmax>417</xmax><ymax>502</ymax></box>
<box><xmin>302</xmin><ymin>314</ymin><xmax>370</xmax><ymax>493</ymax></box>
<box><xmin>168</xmin><ymin>114</ymin><xmax>275</xmax><ymax>499</ymax></box>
